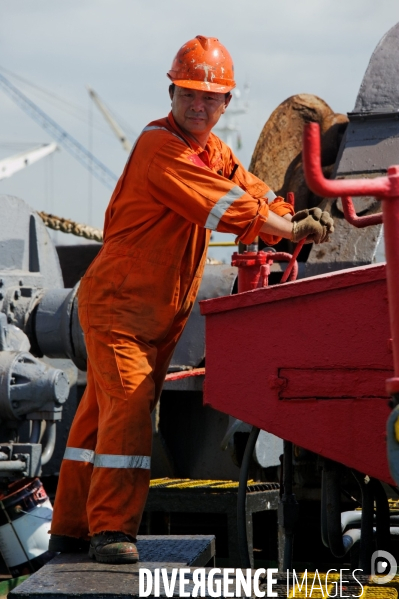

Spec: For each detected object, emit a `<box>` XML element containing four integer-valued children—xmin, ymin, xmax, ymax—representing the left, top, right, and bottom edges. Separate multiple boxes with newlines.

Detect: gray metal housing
<box><xmin>0</xmin><ymin>196</ymin><xmax>78</xmax><ymax>477</ymax></box>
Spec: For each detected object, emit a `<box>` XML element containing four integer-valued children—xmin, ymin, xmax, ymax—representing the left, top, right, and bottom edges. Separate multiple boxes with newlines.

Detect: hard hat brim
<box><xmin>171</xmin><ymin>78</ymin><xmax>235</xmax><ymax>94</ymax></box>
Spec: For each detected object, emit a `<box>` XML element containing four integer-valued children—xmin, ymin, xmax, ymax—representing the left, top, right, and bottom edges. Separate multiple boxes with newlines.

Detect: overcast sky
<box><xmin>0</xmin><ymin>1</ymin><xmax>398</xmax><ymax>256</ymax></box>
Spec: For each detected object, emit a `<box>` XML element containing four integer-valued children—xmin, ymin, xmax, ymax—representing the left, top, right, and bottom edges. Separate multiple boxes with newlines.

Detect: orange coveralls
<box><xmin>51</xmin><ymin>112</ymin><xmax>294</xmax><ymax>540</ymax></box>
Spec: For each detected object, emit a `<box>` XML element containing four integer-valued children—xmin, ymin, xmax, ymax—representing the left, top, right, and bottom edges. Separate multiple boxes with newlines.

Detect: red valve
<box><xmin>232</xmin><ymin>250</ymin><xmax>299</xmax><ymax>293</ymax></box>
<box><xmin>231</xmin><ymin>251</ymin><xmax>270</xmax><ymax>293</ymax></box>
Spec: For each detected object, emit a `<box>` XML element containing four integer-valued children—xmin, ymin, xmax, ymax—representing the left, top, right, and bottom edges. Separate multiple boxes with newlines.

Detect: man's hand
<box><xmin>291</xmin><ymin>208</ymin><xmax>334</xmax><ymax>244</ymax></box>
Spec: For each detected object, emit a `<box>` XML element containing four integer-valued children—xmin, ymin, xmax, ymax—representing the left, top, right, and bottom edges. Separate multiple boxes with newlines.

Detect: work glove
<box><xmin>291</xmin><ymin>208</ymin><xmax>334</xmax><ymax>244</ymax></box>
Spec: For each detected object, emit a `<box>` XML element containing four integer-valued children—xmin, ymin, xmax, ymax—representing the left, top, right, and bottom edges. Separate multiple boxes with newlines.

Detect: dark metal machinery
<box><xmin>0</xmin><ymin>196</ymin><xmax>86</xmax><ymax>480</ymax></box>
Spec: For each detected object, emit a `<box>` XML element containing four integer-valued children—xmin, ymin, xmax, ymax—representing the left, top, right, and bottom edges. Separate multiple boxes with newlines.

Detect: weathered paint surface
<box><xmin>201</xmin><ymin>263</ymin><xmax>394</xmax><ymax>484</ymax></box>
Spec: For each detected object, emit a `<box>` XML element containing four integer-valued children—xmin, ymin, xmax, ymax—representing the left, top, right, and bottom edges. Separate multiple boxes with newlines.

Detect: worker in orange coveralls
<box><xmin>49</xmin><ymin>36</ymin><xmax>334</xmax><ymax>564</ymax></box>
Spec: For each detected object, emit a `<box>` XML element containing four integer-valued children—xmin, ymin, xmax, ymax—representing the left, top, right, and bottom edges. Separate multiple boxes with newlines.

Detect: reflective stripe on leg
<box><xmin>63</xmin><ymin>447</ymin><xmax>95</xmax><ymax>463</ymax></box>
<box><xmin>93</xmin><ymin>454</ymin><xmax>151</xmax><ymax>469</ymax></box>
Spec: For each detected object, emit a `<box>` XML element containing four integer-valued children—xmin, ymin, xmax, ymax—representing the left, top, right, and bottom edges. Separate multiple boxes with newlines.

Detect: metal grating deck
<box><xmin>8</xmin><ymin>535</ymin><xmax>215</xmax><ymax>599</ymax></box>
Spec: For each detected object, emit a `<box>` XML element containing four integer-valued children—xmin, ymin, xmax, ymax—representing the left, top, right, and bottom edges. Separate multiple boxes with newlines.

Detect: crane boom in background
<box><xmin>0</xmin><ymin>142</ymin><xmax>57</xmax><ymax>180</ymax></box>
<box><xmin>0</xmin><ymin>73</ymin><xmax>118</xmax><ymax>190</ymax></box>
<box><xmin>87</xmin><ymin>86</ymin><xmax>133</xmax><ymax>153</ymax></box>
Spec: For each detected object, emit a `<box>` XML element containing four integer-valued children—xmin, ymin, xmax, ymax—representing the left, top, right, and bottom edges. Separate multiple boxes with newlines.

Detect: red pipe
<box><xmin>341</xmin><ymin>196</ymin><xmax>383</xmax><ymax>228</ymax></box>
<box><xmin>303</xmin><ymin>123</ymin><xmax>393</xmax><ymax>198</ymax></box>
<box><xmin>303</xmin><ymin>123</ymin><xmax>399</xmax><ymax>393</ymax></box>
<box><xmin>279</xmin><ymin>242</ymin><xmax>304</xmax><ymax>283</ymax></box>
<box><xmin>267</xmin><ymin>251</ymin><xmax>299</xmax><ymax>282</ymax></box>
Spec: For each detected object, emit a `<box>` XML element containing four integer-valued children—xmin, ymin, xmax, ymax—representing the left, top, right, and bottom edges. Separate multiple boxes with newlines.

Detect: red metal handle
<box><xmin>279</xmin><ymin>242</ymin><xmax>304</xmax><ymax>284</ymax></box>
<box><xmin>303</xmin><ymin>123</ymin><xmax>396</xmax><ymax>198</ymax></box>
<box><xmin>341</xmin><ymin>196</ymin><xmax>383</xmax><ymax>228</ymax></box>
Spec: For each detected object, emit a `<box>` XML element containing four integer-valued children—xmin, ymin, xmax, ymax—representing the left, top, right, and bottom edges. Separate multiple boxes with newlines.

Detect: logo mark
<box><xmin>371</xmin><ymin>550</ymin><xmax>397</xmax><ymax>584</ymax></box>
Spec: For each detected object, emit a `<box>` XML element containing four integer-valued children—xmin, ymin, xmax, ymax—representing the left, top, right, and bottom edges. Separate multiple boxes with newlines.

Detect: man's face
<box><xmin>170</xmin><ymin>86</ymin><xmax>231</xmax><ymax>142</ymax></box>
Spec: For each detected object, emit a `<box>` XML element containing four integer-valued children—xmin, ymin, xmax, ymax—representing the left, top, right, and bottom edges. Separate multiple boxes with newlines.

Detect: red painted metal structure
<box><xmin>340</xmin><ymin>196</ymin><xmax>383</xmax><ymax>229</ymax></box>
<box><xmin>200</xmin><ymin>122</ymin><xmax>398</xmax><ymax>484</ymax></box>
<box><xmin>302</xmin><ymin>123</ymin><xmax>399</xmax><ymax>397</ymax></box>
<box><xmin>231</xmin><ymin>250</ymin><xmax>299</xmax><ymax>292</ymax></box>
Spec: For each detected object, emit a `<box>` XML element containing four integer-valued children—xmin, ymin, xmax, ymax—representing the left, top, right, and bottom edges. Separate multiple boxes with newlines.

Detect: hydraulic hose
<box><xmin>41</xmin><ymin>422</ymin><xmax>57</xmax><ymax>465</ymax></box>
<box><xmin>320</xmin><ymin>463</ymin><xmax>330</xmax><ymax>548</ymax></box>
<box><xmin>321</xmin><ymin>465</ymin><xmax>329</xmax><ymax>548</ymax></box>
<box><xmin>371</xmin><ymin>478</ymin><xmax>391</xmax><ymax>552</ymax></box>
<box><xmin>342</xmin><ymin>528</ymin><xmax>361</xmax><ymax>553</ymax></box>
<box><xmin>237</xmin><ymin>426</ymin><xmax>260</xmax><ymax>567</ymax></box>
<box><xmin>29</xmin><ymin>420</ymin><xmax>41</xmax><ymax>444</ymax></box>
<box><xmin>281</xmin><ymin>440</ymin><xmax>297</xmax><ymax>571</ymax></box>
<box><xmin>322</xmin><ymin>469</ymin><xmax>393</xmax><ymax>561</ymax></box>
<box><xmin>324</xmin><ymin>460</ymin><xmax>347</xmax><ymax>558</ymax></box>
<box><xmin>352</xmin><ymin>471</ymin><xmax>374</xmax><ymax>573</ymax></box>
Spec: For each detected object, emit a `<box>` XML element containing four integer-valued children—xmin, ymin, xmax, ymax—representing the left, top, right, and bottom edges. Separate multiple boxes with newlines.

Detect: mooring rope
<box><xmin>37</xmin><ymin>211</ymin><xmax>235</xmax><ymax>251</ymax></box>
<box><xmin>38</xmin><ymin>211</ymin><xmax>104</xmax><ymax>242</ymax></box>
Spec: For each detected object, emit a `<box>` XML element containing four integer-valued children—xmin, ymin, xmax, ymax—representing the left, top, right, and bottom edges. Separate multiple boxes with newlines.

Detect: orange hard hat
<box><xmin>167</xmin><ymin>35</ymin><xmax>236</xmax><ymax>93</ymax></box>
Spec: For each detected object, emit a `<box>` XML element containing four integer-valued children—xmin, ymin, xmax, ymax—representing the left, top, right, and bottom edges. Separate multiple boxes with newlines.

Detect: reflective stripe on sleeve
<box><xmin>264</xmin><ymin>190</ymin><xmax>277</xmax><ymax>204</ymax></box>
<box><xmin>93</xmin><ymin>454</ymin><xmax>151</xmax><ymax>470</ymax></box>
<box><xmin>205</xmin><ymin>186</ymin><xmax>246</xmax><ymax>230</ymax></box>
<box><xmin>127</xmin><ymin>126</ymin><xmax>189</xmax><ymax>161</ymax></box>
<box><xmin>142</xmin><ymin>126</ymin><xmax>189</xmax><ymax>146</ymax></box>
<box><xmin>63</xmin><ymin>447</ymin><xmax>95</xmax><ymax>464</ymax></box>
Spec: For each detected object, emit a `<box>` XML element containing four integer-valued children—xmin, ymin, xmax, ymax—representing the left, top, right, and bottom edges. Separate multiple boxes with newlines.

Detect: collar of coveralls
<box><xmin>166</xmin><ymin>110</ymin><xmax>216</xmax><ymax>167</ymax></box>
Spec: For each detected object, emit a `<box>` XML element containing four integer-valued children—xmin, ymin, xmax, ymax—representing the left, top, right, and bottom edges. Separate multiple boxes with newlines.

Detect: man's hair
<box><xmin>169</xmin><ymin>83</ymin><xmax>231</xmax><ymax>101</ymax></box>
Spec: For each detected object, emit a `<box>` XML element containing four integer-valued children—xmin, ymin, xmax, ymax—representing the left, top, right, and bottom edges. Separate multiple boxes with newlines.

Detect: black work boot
<box><xmin>49</xmin><ymin>534</ymin><xmax>90</xmax><ymax>553</ymax></box>
<box><xmin>89</xmin><ymin>531</ymin><xmax>139</xmax><ymax>564</ymax></box>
